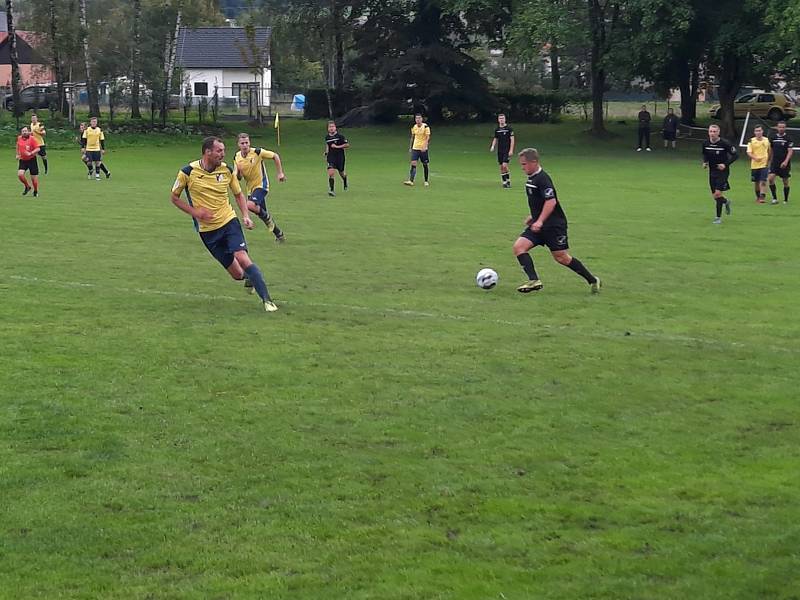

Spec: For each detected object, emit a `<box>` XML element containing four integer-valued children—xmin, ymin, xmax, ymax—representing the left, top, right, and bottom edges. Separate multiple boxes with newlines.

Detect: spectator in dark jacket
<box><xmin>637</xmin><ymin>105</ymin><xmax>652</xmax><ymax>152</ymax></box>
<box><xmin>662</xmin><ymin>108</ymin><xmax>680</xmax><ymax>149</ymax></box>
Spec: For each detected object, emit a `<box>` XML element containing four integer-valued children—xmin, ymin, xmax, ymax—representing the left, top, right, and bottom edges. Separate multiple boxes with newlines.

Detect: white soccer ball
<box><xmin>476</xmin><ymin>268</ymin><xmax>498</xmax><ymax>289</ymax></box>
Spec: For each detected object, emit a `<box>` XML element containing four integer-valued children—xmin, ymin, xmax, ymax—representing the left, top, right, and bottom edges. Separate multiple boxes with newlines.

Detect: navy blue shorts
<box><xmin>751</xmin><ymin>167</ymin><xmax>769</xmax><ymax>182</ymax></box>
<box><xmin>250</xmin><ymin>187</ymin><xmax>269</xmax><ymax>211</ymax></box>
<box><xmin>411</xmin><ymin>149</ymin><xmax>429</xmax><ymax>163</ymax></box>
<box><xmin>86</xmin><ymin>150</ymin><xmax>102</xmax><ymax>162</ymax></box>
<box><xmin>199</xmin><ymin>218</ymin><xmax>248</xmax><ymax>269</ymax></box>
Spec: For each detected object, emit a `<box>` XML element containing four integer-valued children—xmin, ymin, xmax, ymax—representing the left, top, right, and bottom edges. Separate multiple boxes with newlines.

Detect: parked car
<box><xmin>4</xmin><ymin>84</ymin><xmax>58</xmax><ymax>112</ymax></box>
<box><xmin>709</xmin><ymin>92</ymin><xmax>797</xmax><ymax>121</ymax></box>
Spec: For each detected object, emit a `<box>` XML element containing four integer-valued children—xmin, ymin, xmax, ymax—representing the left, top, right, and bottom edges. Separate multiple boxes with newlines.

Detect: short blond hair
<box><xmin>518</xmin><ymin>148</ymin><xmax>540</xmax><ymax>161</ymax></box>
<box><xmin>238</xmin><ymin>132</ymin><xmax>250</xmax><ymax>140</ymax></box>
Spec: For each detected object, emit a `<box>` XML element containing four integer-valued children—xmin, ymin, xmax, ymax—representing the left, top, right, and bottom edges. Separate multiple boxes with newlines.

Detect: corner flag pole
<box><xmin>739</xmin><ymin>111</ymin><xmax>751</xmax><ymax>148</ymax></box>
<box><xmin>274</xmin><ymin>112</ymin><xmax>280</xmax><ymax>146</ymax></box>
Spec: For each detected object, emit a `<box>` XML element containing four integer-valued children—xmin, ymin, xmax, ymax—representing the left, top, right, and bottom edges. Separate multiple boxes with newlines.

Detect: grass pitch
<box><xmin>1</xmin><ymin>119</ymin><xmax>799</xmax><ymax>599</ymax></box>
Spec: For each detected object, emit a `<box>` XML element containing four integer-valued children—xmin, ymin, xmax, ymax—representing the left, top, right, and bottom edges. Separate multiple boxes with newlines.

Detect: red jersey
<box><xmin>17</xmin><ymin>135</ymin><xmax>40</xmax><ymax>161</ymax></box>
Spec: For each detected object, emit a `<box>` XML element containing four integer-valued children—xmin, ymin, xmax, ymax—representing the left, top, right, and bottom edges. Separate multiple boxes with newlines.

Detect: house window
<box><xmin>231</xmin><ymin>83</ymin><xmax>251</xmax><ymax>98</ymax></box>
<box><xmin>194</xmin><ymin>82</ymin><xmax>208</xmax><ymax>96</ymax></box>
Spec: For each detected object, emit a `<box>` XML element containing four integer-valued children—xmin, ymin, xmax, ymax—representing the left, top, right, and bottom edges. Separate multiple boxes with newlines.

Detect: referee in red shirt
<box><xmin>16</xmin><ymin>127</ymin><xmax>41</xmax><ymax>197</ymax></box>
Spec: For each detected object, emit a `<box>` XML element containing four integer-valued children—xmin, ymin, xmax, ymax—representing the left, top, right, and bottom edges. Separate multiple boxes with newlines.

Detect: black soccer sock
<box><xmin>42</xmin><ymin>158</ymin><xmax>48</xmax><ymax>173</ymax></box>
<box><xmin>260</xmin><ymin>212</ymin><xmax>276</xmax><ymax>233</ymax></box>
<box><xmin>423</xmin><ymin>163</ymin><xmax>429</xmax><ymax>182</ymax></box>
<box><xmin>329</xmin><ymin>177</ymin><xmax>335</xmax><ymax>192</ymax></box>
<box><xmin>566</xmin><ymin>257</ymin><xmax>596</xmax><ymax>284</ymax></box>
<box><xmin>501</xmin><ymin>172</ymin><xmax>510</xmax><ymax>184</ymax></box>
<box><xmin>409</xmin><ymin>165</ymin><xmax>416</xmax><ymax>182</ymax></box>
<box><xmin>86</xmin><ymin>161</ymin><xmax>93</xmax><ymax>173</ymax></box>
<box><xmin>516</xmin><ymin>253</ymin><xmax>539</xmax><ymax>280</ymax></box>
<box><xmin>99</xmin><ymin>163</ymin><xmax>109</xmax><ymax>175</ymax></box>
<box><xmin>342</xmin><ymin>175</ymin><xmax>348</xmax><ymax>188</ymax></box>
<box><xmin>770</xmin><ymin>183</ymin><xmax>777</xmax><ymax>199</ymax></box>
<box><xmin>244</xmin><ymin>263</ymin><xmax>270</xmax><ymax>302</ymax></box>
<box><xmin>784</xmin><ymin>186</ymin><xmax>790</xmax><ymax>202</ymax></box>
<box><xmin>715</xmin><ymin>198</ymin><xmax>725</xmax><ymax>218</ymax></box>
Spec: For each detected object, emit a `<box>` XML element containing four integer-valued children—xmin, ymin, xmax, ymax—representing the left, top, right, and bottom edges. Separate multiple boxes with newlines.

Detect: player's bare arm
<box><xmin>509</xmin><ymin>134</ymin><xmax>515</xmax><ymax>155</ymax></box>
<box><xmin>171</xmin><ymin>192</ymin><xmax>213</xmax><ymax>222</ymax></box>
<box><xmin>272</xmin><ymin>154</ymin><xmax>286</xmax><ymax>182</ymax></box>
<box><xmin>233</xmin><ymin>191</ymin><xmax>254</xmax><ymax>229</ymax></box>
<box><xmin>490</xmin><ymin>136</ymin><xmax>497</xmax><ymax>152</ymax></box>
<box><xmin>531</xmin><ymin>199</ymin><xmax>557</xmax><ymax>232</ymax></box>
<box><xmin>783</xmin><ymin>146</ymin><xmax>793</xmax><ymax>168</ymax></box>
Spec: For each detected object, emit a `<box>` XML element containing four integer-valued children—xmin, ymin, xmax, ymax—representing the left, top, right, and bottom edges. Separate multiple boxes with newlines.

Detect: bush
<box><xmin>304</xmin><ymin>88</ymin><xmax>361</xmax><ymax>120</ymax></box>
<box><xmin>495</xmin><ymin>91</ymin><xmax>590</xmax><ymax>123</ymax></box>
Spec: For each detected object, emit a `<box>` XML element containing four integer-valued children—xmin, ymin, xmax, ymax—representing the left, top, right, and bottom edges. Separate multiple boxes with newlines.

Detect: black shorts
<box><xmin>769</xmin><ymin>163</ymin><xmax>791</xmax><ymax>179</ymax></box>
<box><xmin>327</xmin><ymin>154</ymin><xmax>345</xmax><ymax>172</ymax></box>
<box><xmin>86</xmin><ymin>150</ymin><xmax>102</xmax><ymax>162</ymax></box>
<box><xmin>709</xmin><ymin>171</ymin><xmax>730</xmax><ymax>193</ymax></box>
<box><xmin>18</xmin><ymin>158</ymin><xmax>39</xmax><ymax>175</ymax></box>
<box><xmin>519</xmin><ymin>225</ymin><xmax>569</xmax><ymax>251</ymax></box>
<box><xmin>497</xmin><ymin>150</ymin><xmax>510</xmax><ymax>164</ymax></box>
<box><xmin>37</xmin><ymin>145</ymin><xmax>47</xmax><ymax>157</ymax></box>
<box><xmin>662</xmin><ymin>131</ymin><xmax>676</xmax><ymax>141</ymax></box>
<box><xmin>199</xmin><ymin>218</ymin><xmax>248</xmax><ymax>269</ymax></box>
<box><xmin>411</xmin><ymin>149</ymin><xmax>429</xmax><ymax>163</ymax></box>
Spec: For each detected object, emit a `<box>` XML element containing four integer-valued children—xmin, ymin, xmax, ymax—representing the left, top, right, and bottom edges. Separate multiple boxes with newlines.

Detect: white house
<box><xmin>175</xmin><ymin>27</ymin><xmax>271</xmax><ymax>103</ymax></box>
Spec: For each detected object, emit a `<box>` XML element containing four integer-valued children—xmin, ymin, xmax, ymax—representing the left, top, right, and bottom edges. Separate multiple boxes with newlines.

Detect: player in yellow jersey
<box><xmin>233</xmin><ymin>133</ymin><xmax>286</xmax><ymax>242</ymax></box>
<box><xmin>404</xmin><ymin>113</ymin><xmax>431</xmax><ymax>187</ymax></box>
<box><xmin>30</xmin><ymin>113</ymin><xmax>48</xmax><ymax>174</ymax></box>
<box><xmin>170</xmin><ymin>137</ymin><xmax>278</xmax><ymax>312</ymax></box>
<box><xmin>747</xmin><ymin>125</ymin><xmax>771</xmax><ymax>204</ymax></box>
<box><xmin>81</xmin><ymin>116</ymin><xmax>111</xmax><ymax>180</ymax></box>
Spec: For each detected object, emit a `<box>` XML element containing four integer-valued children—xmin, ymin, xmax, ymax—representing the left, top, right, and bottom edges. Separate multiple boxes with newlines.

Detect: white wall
<box><xmin>183</xmin><ymin>68</ymin><xmax>224</xmax><ymax>95</ymax></box>
<box><xmin>183</xmin><ymin>67</ymin><xmax>272</xmax><ymax>103</ymax></box>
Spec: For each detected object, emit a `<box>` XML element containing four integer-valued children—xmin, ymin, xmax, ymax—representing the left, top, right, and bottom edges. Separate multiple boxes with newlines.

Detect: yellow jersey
<box><xmin>233</xmin><ymin>147</ymin><xmax>276</xmax><ymax>192</ymax></box>
<box><xmin>747</xmin><ymin>137</ymin><xmax>770</xmax><ymax>169</ymax></box>
<box><xmin>82</xmin><ymin>126</ymin><xmax>105</xmax><ymax>151</ymax></box>
<box><xmin>411</xmin><ymin>123</ymin><xmax>430</xmax><ymax>150</ymax></box>
<box><xmin>30</xmin><ymin>121</ymin><xmax>46</xmax><ymax>145</ymax></box>
<box><xmin>171</xmin><ymin>160</ymin><xmax>243</xmax><ymax>233</ymax></box>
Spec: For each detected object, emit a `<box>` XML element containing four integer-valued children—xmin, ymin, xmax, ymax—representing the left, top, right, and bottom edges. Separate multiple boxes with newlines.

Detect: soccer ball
<box><xmin>476</xmin><ymin>268</ymin><xmax>498</xmax><ymax>289</ymax></box>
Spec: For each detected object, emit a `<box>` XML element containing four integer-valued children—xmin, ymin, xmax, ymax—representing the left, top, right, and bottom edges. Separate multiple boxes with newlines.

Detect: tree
<box><xmin>587</xmin><ymin>0</ymin><xmax>625</xmax><ymax>135</ymax></box>
<box><xmin>624</xmin><ymin>0</ymin><xmax>704</xmax><ymax>125</ymax></box>
<box><xmin>352</xmin><ymin>0</ymin><xmax>495</xmax><ymax>121</ymax></box>
<box><xmin>508</xmin><ymin>0</ymin><xmax>580</xmax><ymax>91</ymax></box>
<box><xmin>78</xmin><ymin>0</ymin><xmax>100</xmax><ymax>115</ymax></box>
<box><xmin>46</xmin><ymin>0</ymin><xmax>68</xmax><ymax>115</ymax></box>
<box><xmin>130</xmin><ymin>0</ymin><xmax>143</xmax><ymax>118</ymax></box>
<box><xmin>705</xmin><ymin>0</ymin><xmax>783</xmax><ymax>139</ymax></box>
<box><xmin>5</xmin><ymin>0</ymin><xmax>23</xmax><ymax>123</ymax></box>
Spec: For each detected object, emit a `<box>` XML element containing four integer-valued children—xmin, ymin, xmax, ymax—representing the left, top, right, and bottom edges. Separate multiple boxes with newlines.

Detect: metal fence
<box><xmin>0</xmin><ymin>84</ymin><xmax>304</xmax><ymax>124</ymax></box>
<box><xmin>182</xmin><ymin>86</ymin><xmax>303</xmax><ymax>122</ymax></box>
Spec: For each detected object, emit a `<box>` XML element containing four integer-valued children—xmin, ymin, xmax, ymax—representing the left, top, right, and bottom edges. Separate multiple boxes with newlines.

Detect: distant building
<box><xmin>0</xmin><ymin>12</ymin><xmax>54</xmax><ymax>87</ymax></box>
<box><xmin>175</xmin><ymin>27</ymin><xmax>271</xmax><ymax>103</ymax></box>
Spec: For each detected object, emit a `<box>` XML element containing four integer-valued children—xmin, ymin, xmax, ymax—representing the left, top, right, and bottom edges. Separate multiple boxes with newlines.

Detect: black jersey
<box><xmin>769</xmin><ymin>132</ymin><xmax>794</xmax><ymax>165</ymax></box>
<box><xmin>325</xmin><ymin>132</ymin><xmax>348</xmax><ymax>158</ymax></box>
<box><xmin>525</xmin><ymin>168</ymin><xmax>567</xmax><ymax>229</ymax></box>
<box><xmin>702</xmin><ymin>137</ymin><xmax>738</xmax><ymax>172</ymax></box>
<box><xmin>494</xmin><ymin>126</ymin><xmax>514</xmax><ymax>152</ymax></box>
